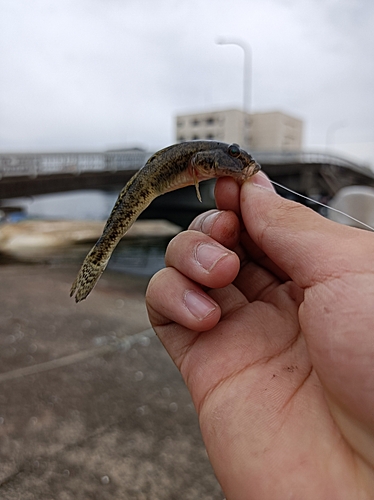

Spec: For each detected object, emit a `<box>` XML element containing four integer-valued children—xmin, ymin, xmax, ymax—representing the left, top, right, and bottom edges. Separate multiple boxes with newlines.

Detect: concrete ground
<box><xmin>0</xmin><ymin>261</ymin><xmax>224</xmax><ymax>499</ymax></box>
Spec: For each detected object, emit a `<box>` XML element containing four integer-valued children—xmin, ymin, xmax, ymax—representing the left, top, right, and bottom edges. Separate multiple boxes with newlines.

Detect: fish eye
<box><xmin>228</xmin><ymin>144</ymin><xmax>241</xmax><ymax>158</ymax></box>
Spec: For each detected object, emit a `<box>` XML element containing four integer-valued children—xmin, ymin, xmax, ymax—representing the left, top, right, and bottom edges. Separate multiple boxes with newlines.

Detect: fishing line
<box><xmin>269</xmin><ymin>179</ymin><xmax>374</xmax><ymax>232</ymax></box>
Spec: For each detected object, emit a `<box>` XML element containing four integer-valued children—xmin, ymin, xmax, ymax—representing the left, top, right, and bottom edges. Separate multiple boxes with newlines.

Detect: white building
<box><xmin>175</xmin><ymin>108</ymin><xmax>303</xmax><ymax>152</ymax></box>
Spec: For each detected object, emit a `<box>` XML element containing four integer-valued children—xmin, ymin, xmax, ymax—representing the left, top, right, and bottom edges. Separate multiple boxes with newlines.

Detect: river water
<box><xmin>5</xmin><ymin>189</ymin><xmax>118</xmax><ymax>221</ymax></box>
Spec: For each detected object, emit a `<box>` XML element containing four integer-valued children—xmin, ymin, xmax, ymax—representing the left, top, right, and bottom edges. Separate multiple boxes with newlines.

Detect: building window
<box><xmin>206</xmin><ymin>134</ymin><xmax>215</xmax><ymax>140</ymax></box>
<box><xmin>191</xmin><ymin>119</ymin><xmax>200</xmax><ymax>126</ymax></box>
<box><xmin>177</xmin><ymin>136</ymin><xmax>186</xmax><ymax>142</ymax></box>
<box><xmin>192</xmin><ymin>135</ymin><xmax>200</xmax><ymax>140</ymax></box>
<box><xmin>206</xmin><ymin>117</ymin><xmax>215</xmax><ymax>125</ymax></box>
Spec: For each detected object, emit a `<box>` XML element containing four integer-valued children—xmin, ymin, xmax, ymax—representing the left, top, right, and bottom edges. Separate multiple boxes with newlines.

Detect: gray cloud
<box><xmin>0</xmin><ymin>0</ymin><xmax>373</xmax><ymax>165</ymax></box>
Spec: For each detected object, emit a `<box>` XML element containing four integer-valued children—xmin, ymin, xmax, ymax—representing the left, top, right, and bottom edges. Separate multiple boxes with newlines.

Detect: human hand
<box><xmin>146</xmin><ymin>172</ymin><xmax>374</xmax><ymax>499</ymax></box>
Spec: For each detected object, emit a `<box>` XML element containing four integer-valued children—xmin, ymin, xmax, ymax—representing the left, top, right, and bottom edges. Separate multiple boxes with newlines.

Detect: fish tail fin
<box><xmin>70</xmin><ymin>246</ymin><xmax>109</xmax><ymax>302</ymax></box>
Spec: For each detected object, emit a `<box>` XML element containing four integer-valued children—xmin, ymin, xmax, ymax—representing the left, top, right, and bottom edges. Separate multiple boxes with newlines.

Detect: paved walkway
<box><xmin>0</xmin><ymin>263</ymin><xmax>223</xmax><ymax>499</ymax></box>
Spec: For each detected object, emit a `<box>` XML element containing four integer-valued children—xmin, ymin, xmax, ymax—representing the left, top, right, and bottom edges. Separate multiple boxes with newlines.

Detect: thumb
<box><xmin>241</xmin><ymin>173</ymin><xmax>372</xmax><ymax>288</ymax></box>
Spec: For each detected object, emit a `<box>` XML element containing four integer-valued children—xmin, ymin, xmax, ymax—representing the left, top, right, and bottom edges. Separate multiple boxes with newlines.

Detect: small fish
<box><xmin>70</xmin><ymin>141</ymin><xmax>260</xmax><ymax>302</ymax></box>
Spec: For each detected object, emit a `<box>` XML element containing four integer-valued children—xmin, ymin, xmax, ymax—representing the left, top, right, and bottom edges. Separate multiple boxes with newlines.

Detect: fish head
<box><xmin>191</xmin><ymin>143</ymin><xmax>261</xmax><ymax>181</ymax></box>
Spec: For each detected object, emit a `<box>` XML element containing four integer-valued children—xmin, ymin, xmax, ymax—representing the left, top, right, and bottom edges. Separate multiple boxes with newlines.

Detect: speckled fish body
<box><xmin>70</xmin><ymin>141</ymin><xmax>260</xmax><ymax>302</ymax></box>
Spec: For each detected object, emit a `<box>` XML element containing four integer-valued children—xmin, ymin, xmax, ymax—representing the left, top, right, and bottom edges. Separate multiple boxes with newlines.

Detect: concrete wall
<box><xmin>249</xmin><ymin>111</ymin><xmax>303</xmax><ymax>151</ymax></box>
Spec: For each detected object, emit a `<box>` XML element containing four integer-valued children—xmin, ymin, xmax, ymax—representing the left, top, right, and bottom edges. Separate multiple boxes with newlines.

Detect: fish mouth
<box><xmin>253</xmin><ymin>161</ymin><xmax>261</xmax><ymax>174</ymax></box>
<box><xmin>243</xmin><ymin>160</ymin><xmax>261</xmax><ymax>180</ymax></box>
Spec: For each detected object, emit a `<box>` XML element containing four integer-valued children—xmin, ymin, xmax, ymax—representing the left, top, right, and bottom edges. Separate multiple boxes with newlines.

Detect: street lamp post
<box><xmin>326</xmin><ymin>121</ymin><xmax>346</xmax><ymax>153</ymax></box>
<box><xmin>216</xmin><ymin>38</ymin><xmax>252</xmax><ymax>113</ymax></box>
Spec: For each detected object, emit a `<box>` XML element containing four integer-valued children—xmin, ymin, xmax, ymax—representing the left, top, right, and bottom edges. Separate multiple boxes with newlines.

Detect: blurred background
<box><xmin>1</xmin><ymin>0</ymin><xmax>373</xmax><ymax>162</ymax></box>
<box><xmin>0</xmin><ymin>1</ymin><xmax>373</xmax><ymax>498</ymax></box>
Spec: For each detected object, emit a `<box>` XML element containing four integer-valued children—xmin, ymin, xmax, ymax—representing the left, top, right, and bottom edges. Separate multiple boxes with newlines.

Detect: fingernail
<box><xmin>195</xmin><ymin>243</ymin><xmax>228</xmax><ymax>272</ymax></box>
<box><xmin>251</xmin><ymin>171</ymin><xmax>276</xmax><ymax>193</ymax></box>
<box><xmin>184</xmin><ymin>290</ymin><xmax>217</xmax><ymax>320</ymax></box>
<box><xmin>201</xmin><ymin>211</ymin><xmax>222</xmax><ymax>234</ymax></box>
<box><xmin>189</xmin><ymin>210</ymin><xmax>221</xmax><ymax>234</ymax></box>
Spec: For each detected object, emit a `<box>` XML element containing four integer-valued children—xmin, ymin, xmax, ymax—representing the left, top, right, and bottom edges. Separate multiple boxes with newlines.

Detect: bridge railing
<box><xmin>0</xmin><ymin>151</ymin><xmax>149</xmax><ymax>178</ymax></box>
<box><xmin>0</xmin><ymin>148</ymin><xmax>372</xmax><ymax>179</ymax></box>
<box><xmin>252</xmin><ymin>150</ymin><xmax>373</xmax><ymax>177</ymax></box>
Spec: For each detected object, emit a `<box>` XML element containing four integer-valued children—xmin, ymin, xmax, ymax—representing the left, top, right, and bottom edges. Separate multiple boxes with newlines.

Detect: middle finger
<box><xmin>165</xmin><ymin>230</ymin><xmax>240</xmax><ymax>289</ymax></box>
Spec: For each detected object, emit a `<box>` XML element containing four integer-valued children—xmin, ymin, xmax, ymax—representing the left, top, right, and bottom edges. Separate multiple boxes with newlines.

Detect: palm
<box><xmin>180</xmin><ymin>268</ymin><xmax>309</xmax><ymax>413</ymax></box>
<box><xmin>171</xmin><ymin>265</ymin><xmax>350</xmax><ymax>491</ymax></box>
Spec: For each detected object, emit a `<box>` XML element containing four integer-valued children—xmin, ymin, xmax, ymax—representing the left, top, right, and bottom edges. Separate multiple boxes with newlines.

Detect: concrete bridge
<box><xmin>1</xmin><ymin>147</ymin><xmax>373</xmax><ymax>227</ymax></box>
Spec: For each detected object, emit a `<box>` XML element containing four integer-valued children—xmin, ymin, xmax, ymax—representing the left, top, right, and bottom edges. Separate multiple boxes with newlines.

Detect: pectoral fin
<box><xmin>193</xmin><ymin>168</ymin><xmax>202</xmax><ymax>203</ymax></box>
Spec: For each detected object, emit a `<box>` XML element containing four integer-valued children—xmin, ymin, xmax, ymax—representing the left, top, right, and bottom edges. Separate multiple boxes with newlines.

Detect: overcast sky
<box><xmin>1</xmin><ymin>0</ymin><xmax>373</xmax><ymax>167</ymax></box>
